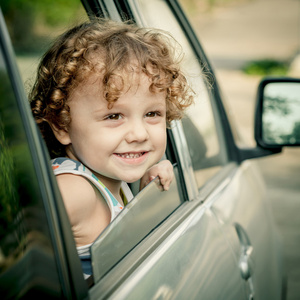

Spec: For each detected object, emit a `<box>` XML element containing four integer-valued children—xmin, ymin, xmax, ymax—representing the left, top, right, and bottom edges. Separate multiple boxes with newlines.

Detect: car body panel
<box><xmin>89</xmin><ymin>160</ymin><xmax>282</xmax><ymax>300</ymax></box>
<box><xmin>90</xmin><ymin>165</ymin><xmax>247</xmax><ymax>300</ymax></box>
<box><xmin>210</xmin><ymin>160</ymin><xmax>283</xmax><ymax>299</ymax></box>
<box><xmin>108</xmin><ymin>209</ymin><xmax>245</xmax><ymax>300</ymax></box>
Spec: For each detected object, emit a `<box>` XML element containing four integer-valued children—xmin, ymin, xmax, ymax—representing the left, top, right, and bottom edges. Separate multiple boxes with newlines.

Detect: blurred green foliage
<box><xmin>0</xmin><ymin>121</ymin><xmax>18</xmax><ymax>227</ymax></box>
<box><xmin>2</xmin><ymin>0</ymin><xmax>83</xmax><ymax>26</ymax></box>
<box><xmin>0</xmin><ymin>67</ymin><xmax>47</xmax><ymax>264</ymax></box>
<box><xmin>263</xmin><ymin>93</ymin><xmax>300</xmax><ymax>144</ymax></box>
<box><xmin>292</xmin><ymin>122</ymin><xmax>300</xmax><ymax>141</ymax></box>
<box><xmin>264</xmin><ymin>94</ymin><xmax>291</xmax><ymax>116</ymax></box>
<box><xmin>2</xmin><ymin>0</ymin><xmax>85</xmax><ymax>54</ymax></box>
<box><xmin>0</xmin><ymin>71</ymin><xmax>21</xmax><ymax>241</ymax></box>
<box><xmin>242</xmin><ymin>59</ymin><xmax>289</xmax><ymax>76</ymax></box>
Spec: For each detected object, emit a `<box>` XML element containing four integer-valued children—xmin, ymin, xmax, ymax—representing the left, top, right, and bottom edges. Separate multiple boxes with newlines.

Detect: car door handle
<box><xmin>234</xmin><ymin>223</ymin><xmax>254</xmax><ymax>281</ymax></box>
<box><xmin>239</xmin><ymin>244</ymin><xmax>253</xmax><ymax>280</ymax></box>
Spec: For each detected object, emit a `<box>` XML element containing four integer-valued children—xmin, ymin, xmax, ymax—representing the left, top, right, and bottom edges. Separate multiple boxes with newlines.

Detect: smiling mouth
<box><xmin>115</xmin><ymin>152</ymin><xmax>147</xmax><ymax>159</ymax></box>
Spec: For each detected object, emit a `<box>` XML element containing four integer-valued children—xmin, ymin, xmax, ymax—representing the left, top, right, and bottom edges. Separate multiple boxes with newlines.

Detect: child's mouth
<box><xmin>115</xmin><ymin>152</ymin><xmax>146</xmax><ymax>159</ymax></box>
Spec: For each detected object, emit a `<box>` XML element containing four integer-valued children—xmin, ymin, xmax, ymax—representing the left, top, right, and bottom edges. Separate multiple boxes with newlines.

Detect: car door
<box><xmin>84</xmin><ymin>1</ymin><xmax>283</xmax><ymax>299</ymax></box>
<box><xmin>128</xmin><ymin>1</ymin><xmax>283</xmax><ymax>299</ymax></box>
<box><xmin>123</xmin><ymin>1</ymin><xmax>283</xmax><ymax>299</ymax></box>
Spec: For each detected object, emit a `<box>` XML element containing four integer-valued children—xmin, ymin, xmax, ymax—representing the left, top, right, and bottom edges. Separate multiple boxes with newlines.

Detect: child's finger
<box><xmin>149</xmin><ymin>175</ymin><xmax>156</xmax><ymax>181</ymax></box>
<box><xmin>159</xmin><ymin>174</ymin><xmax>173</xmax><ymax>191</ymax></box>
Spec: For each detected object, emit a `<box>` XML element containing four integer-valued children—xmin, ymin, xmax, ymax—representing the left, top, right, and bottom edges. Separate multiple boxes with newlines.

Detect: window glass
<box><xmin>131</xmin><ymin>0</ymin><xmax>228</xmax><ymax>188</ymax></box>
<box><xmin>91</xmin><ymin>172</ymin><xmax>183</xmax><ymax>283</ymax></box>
<box><xmin>0</xmin><ymin>41</ymin><xmax>62</xmax><ymax>297</ymax></box>
<box><xmin>2</xmin><ymin>0</ymin><xmax>88</xmax><ymax>86</ymax></box>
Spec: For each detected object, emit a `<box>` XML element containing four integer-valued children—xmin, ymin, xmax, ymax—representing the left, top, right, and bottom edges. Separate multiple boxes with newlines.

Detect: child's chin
<box><xmin>125</xmin><ymin>177</ymin><xmax>142</xmax><ymax>184</ymax></box>
<box><xmin>123</xmin><ymin>173</ymin><xmax>144</xmax><ymax>184</ymax></box>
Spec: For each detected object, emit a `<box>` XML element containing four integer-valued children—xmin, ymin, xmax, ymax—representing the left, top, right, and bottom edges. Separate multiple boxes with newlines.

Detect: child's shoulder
<box><xmin>54</xmin><ymin>165</ymin><xmax>104</xmax><ymax>224</ymax></box>
<box><xmin>52</xmin><ymin>157</ymin><xmax>98</xmax><ymax>204</ymax></box>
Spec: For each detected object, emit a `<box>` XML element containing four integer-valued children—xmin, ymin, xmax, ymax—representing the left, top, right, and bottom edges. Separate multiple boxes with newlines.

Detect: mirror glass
<box><xmin>262</xmin><ymin>82</ymin><xmax>300</xmax><ymax>145</ymax></box>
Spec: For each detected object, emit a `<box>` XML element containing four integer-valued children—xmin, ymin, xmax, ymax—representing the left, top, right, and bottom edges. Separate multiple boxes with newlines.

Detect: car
<box><xmin>1</xmin><ymin>0</ymin><xmax>299</xmax><ymax>299</ymax></box>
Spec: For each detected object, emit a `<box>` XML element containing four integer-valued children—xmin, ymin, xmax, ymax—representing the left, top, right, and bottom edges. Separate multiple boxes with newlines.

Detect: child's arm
<box><xmin>140</xmin><ymin>160</ymin><xmax>174</xmax><ymax>191</ymax></box>
<box><xmin>56</xmin><ymin>174</ymin><xmax>111</xmax><ymax>246</ymax></box>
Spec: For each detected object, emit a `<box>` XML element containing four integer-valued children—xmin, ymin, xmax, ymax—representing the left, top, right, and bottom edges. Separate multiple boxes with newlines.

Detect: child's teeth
<box><xmin>119</xmin><ymin>153</ymin><xmax>142</xmax><ymax>158</ymax></box>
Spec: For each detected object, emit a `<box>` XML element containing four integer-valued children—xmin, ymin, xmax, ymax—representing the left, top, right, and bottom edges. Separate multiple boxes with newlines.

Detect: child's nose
<box><xmin>125</xmin><ymin>120</ymin><xmax>149</xmax><ymax>143</ymax></box>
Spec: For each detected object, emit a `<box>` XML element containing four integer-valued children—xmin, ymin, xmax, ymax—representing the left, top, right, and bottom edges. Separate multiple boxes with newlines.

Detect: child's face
<box><xmin>60</xmin><ymin>72</ymin><xmax>167</xmax><ymax>190</ymax></box>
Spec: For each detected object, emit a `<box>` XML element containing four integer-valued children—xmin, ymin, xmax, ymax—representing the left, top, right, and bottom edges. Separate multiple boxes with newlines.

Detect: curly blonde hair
<box><xmin>30</xmin><ymin>18</ymin><xmax>194</xmax><ymax>157</ymax></box>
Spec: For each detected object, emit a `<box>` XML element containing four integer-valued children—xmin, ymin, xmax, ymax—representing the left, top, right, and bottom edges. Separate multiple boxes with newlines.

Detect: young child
<box><xmin>30</xmin><ymin>18</ymin><xmax>193</xmax><ymax>279</ymax></box>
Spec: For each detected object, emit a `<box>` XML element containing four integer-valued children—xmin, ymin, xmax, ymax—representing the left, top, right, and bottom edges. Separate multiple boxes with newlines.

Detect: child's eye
<box><xmin>145</xmin><ymin>111</ymin><xmax>160</xmax><ymax>118</ymax></box>
<box><xmin>106</xmin><ymin>113</ymin><xmax>122</xmax><ymax>120</ymax></box>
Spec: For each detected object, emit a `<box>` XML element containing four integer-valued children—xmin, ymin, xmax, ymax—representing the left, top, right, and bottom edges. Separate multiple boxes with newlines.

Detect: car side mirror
<box><xmin>255</xmin><ymin>77</ymin><xmax>300</xmax><ymax>148</ymax></box>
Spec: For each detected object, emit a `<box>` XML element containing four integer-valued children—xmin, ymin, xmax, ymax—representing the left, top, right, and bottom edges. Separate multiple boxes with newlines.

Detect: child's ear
<box><xmin>49</xmin><ymin>123</ymin><xmax>71</xmax><ymax>146</ymax></box>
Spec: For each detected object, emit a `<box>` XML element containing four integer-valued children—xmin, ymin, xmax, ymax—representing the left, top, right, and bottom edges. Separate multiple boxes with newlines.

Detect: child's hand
<box><xmin>140</xmin><ymin>160</ymin><xmax>174</xmax><ymax>191</ymax></box>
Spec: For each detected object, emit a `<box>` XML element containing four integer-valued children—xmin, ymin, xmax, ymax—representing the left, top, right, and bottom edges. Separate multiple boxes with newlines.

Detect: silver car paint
<box><xmin>90</xmin><ymin>162</ymin><xmax>282</xmax><ymax>300</ymax></box>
